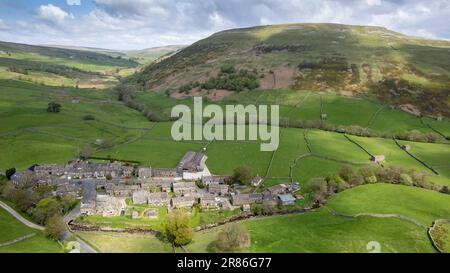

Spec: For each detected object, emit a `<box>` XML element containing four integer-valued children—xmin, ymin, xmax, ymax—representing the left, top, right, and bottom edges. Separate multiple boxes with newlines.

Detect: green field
<box><xmin>0</xmin><ymin>208</ymin><xmax>61</xmax><ymax>253</ymax></box>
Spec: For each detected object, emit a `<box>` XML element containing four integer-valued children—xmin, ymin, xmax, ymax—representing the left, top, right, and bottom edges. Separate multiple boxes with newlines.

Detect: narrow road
<box><xmin>0</xmin><ymin>200</ymin><xmax>44</xmax><ymax>230</ymax></box>
<box><xmin>0</xmin><ymin>200</ymin><xmax>98</xmax><ymax>253</ymax></box>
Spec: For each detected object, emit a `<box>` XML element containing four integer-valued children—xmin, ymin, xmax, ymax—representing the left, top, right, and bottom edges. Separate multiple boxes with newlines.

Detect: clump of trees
<box><xmin>214</xmin><ymin>224</ymin><xmax>251</xmax><ymax>253</ymax></box>
<box><xmin>306</xmin><ymin>164</ymin><xmax>445</xmax><ymax>205</ymax></box>
<box><xmin>281</xmin><ymin>120</ymin><xmax>442</xmax><ymax>143</ymax></box>
<box><xmin>232</xmin><ymin>165</ymin><xmax>252</xmax><ymax>185</ymax></box>
<box><xmin>47</xmin><ymin>102</ymin><xmax>62</xmax><ymax>113</ymax></box>
<box><xmin>163</xmin><ymin>210</ymin><xmax>194</xmax><ymax>247</ymax></box>
<box><xmin>180</xmin><ymin>66</ymin><xmax>260</xmax><ymax>93</ymax></box>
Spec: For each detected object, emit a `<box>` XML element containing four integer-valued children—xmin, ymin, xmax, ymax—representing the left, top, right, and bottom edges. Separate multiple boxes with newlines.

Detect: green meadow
<box><xmin>0</xmin><ymin>208</ymin><xmax>61</xmax><ymax>253</ymax></box>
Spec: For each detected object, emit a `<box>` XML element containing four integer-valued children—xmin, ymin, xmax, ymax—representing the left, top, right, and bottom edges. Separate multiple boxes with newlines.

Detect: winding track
<box><xmin>0</xmin><ymin>200</ymin><xmax>97</xmax><ymax>253</ymax></box>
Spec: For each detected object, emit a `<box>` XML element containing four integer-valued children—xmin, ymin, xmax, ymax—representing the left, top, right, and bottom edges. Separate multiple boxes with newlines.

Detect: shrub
<box><xmin>339</xmin><ymin>166</ymin><xmax>355</xmax><ymax>182</ymax></box>
<box><xmin>47</xmin><ymin>102</ymin><xmax>61</xmax><ymax>113</ymax></box>
<box><xmin>5</xmin><ymin>168</ymin><xmax>16</xmax><ymax>180</ymax></box>
<box><xmin>360</xmin><ymin>167</ymin><xmax>377</xmax><ymax>184</ymax></box>
<box><xmin>400</xmin><ymin>173</ymin><xmax>413</xmax><ymax>186</ymax></box>
<box><xmin>82</xmin><ymin>115</ymin><xmax>95</xmax><ymax>121</ymax></box>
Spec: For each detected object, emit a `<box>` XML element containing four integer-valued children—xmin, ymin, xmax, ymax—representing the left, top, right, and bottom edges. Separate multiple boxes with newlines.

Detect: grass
<box><xmin>326</xmin><ymin>183</ymin><xmax>450</xmax><ymax>226</ymax></box>
<box><xmin>0</xmin><ymin>207</ymin><xmax>61</xmax><ymax>253</ymax></box>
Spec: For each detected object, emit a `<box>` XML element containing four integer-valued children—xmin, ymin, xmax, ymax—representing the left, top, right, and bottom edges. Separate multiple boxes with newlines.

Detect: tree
<box><xmin>5</xmin><ymin>168</ymin><xmax>16</xmax><ymax>180</ymax></box>
<box><xmin>47</xmin><ymin>102</ymin><xmax>62</xmax><ymax>113</ymax></box>
<box><xmin>12</xmin><ymin>189</ymin><xmax>37</xmax><ymax>212</ymax></box>
<box><xmin>34</xmin><ymin>198</ymin><xmax>62</xmax><ymax>224</ymax></box>
<box><xmin>80</xmin><ymin>144</ymin><xmax>92</xmax><ymax>160</ymax></box>
<box><xmin>215</xmin><ymin>224</ymin><xmax>251</xmax><ymax>253</ymax></box>
<box><xmin>233</xmin><ymin>165</ymin><xmax>252</xmax><ymax>185</ymax></box>
<box><xmin>307</xmin><ymin>178</ymin><xmax>328</xmax><ymax>203</ymax></box>
<box><xmin>44</xmin><ymin>214</ymin><xmax>66</xmax><ymax>241</ymax></box>
<box><xmin>163</xmin><ymin>210</ymin><xmax>194</xmax><ymax>247</ymax></box>
<box><xmin>339</xmin><ymin>166</ymin><xmax>355</xmax><ymax>182</ymax></box>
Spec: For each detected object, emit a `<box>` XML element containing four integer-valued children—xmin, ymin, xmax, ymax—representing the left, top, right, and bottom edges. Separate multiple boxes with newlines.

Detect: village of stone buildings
<box><xmin>11</xmin><ymin>151</ymin><xmax>302</xmax><ymax>222</ymax></box>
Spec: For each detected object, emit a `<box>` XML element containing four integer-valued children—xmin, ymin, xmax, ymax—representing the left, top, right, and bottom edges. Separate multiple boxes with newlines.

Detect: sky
<box><xmin>0</xmin><ymin>0</ymin><xmax>449</xmax><ymax>50</ymax></box>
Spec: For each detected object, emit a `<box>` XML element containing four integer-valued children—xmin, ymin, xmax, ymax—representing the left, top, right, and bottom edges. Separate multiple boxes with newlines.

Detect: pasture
<box><xmin>0</xmin><ymin>207</ymin><xmax>61</xmax><ymax>253</ymax></box>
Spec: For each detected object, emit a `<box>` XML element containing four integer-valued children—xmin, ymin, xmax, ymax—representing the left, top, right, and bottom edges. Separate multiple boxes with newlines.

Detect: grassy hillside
<box><xmin>0</xmin><ymin>207</ymin><xmax>61</xmax><ymax>253</ymax></box>
<box><xmin>127</xmin><ymin>23</ymin><xmax>450</xmax><ymax>117</ymax></box>
<box><xmin>0</xmin><ymin>41</ymin><xmax>141</xmax><ymax>88</ymax></box>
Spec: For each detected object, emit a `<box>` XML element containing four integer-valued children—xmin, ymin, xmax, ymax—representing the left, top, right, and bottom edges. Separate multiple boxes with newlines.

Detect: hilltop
<box><xmin>126</xmin><ymin>23</ymin><xmax>450</xmax><ymax>117</ymax></box>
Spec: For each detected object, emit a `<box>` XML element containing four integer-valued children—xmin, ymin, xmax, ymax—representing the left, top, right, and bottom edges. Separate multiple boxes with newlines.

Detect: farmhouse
<box><xmin>266</xmin><ymin>184</ymin><xmax>289</xmax><ymax>195</ymax></box>
<box><xmin>178</xmin><ymin>152</ymin><xmax>211</xmax><ymax>180</ymax></box>
<box><xmin>171</xmin><ymin>196</ymin><xmax>196</xmax><ymax>209</ymax></box>
<box><xmin>178</xmin><ymin>152</ymin><xmax>206</xmax><ymax>173</ymax></box>
<box><xmin>148</xmin><ymin>192</ymin><xmax>169</xmax><ymax>206</ymax></box>
<box><xmin>231</xmin><ymin>193</ymin><xmax>263</xmax><ymax>206</ymax></box>
<box><xmin>173</xmin><ymin>182</ymin><xmax>197</xmax><ymax>195</ymax></box>
<box><xmin>133</xmin><ymin>190</ymin><xmax>149</xmax><ymax>205</ymax></box>
<box><xmin>208</xmin><ymin>183</ymin><xmax>229</xmax><ymax>195</ymax></box>
<box><xmin>81</xmin><ymin>195</ymin><xmax>126</xmax><ymax>217</ymax></box>
<box><xmin>95</xmin><ymin>195</ymin><xmax>126</xmax><ymax>217</ymax></box>
<box><xmin>278</xmin><ymin>194</ymin><xmax>296</xmax><ymax>205</ymax></box>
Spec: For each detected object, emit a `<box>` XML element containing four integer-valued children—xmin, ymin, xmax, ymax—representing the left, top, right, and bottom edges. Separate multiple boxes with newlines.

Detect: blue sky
<box><xmin>0</xmin><ymin>0</ymin><xmax>449</xmax><ymax>50</ymax></box>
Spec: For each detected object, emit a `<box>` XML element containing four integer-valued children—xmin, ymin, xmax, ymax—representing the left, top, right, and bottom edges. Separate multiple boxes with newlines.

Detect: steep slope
<box><xmin>128</xmin><ymin>23</ymin><xmax>450</xmax><ymax>117</ymax></box>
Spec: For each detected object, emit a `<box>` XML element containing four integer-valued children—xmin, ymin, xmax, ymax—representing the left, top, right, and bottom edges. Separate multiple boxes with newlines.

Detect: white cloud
<box><xmin>366</xmin><ymin>0</ymin><xmax>382</xmax><ymax>6</ymax></box>
<box><xmin>0</xmin><ymin>0</ymin><xmax>448</xmax><ymax>50</ymax></box>
<box><xmin>67</xmin><ymin>0</ymin><xmax>81</xmax><ymax>6</ymax></box>
<box><xmin>36</xmin><ymin>4</ymin><xmax>73</xmax><ymax>24</ymax></box>
<box><xmin>0</xmin><ymin>19</ymin><xmax>8</xmax><ymax>30</ymax></box>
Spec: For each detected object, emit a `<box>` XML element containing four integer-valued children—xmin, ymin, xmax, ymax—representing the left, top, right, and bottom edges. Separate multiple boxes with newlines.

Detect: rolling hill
<box><xmin>126</xmin><ymin>23</ymin><xmax>450</xmax><ymax>117</ymax></box>
<box><xmin>0</xmin><ymin>42</ymin><xmax>183</xmax><ymax>88</ymax></box>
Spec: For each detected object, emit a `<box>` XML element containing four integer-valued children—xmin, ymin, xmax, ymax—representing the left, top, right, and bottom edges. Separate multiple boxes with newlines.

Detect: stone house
<box><xmin>202</xmin><ymin>176</ymin><xmax>231</xmax><ymax>185</ymax></box>
<box><xmin>171</xmin><ymin>196</ymin><xmax>196</xmax><ymax>209</ymax></box>
<box><xmin>173</xmin><ymin>182</ymin><xmax>197</xmax><ymax>195</ymax></box>
<box><xmin>208</xmin><ymin>183</ymin><xmax>229</xmax><ymax>195</ymax></box>
<box><xmin>138</xmin><ymin>167</ymin><xmax>152</xmax><ymax>180</ymax></box>
<box><xmin>371</xmin><ymin>155</ymin><xmax>386</xmax><ymax>163</ymax></box>
<box><xmin>200</xmin><ymin>194</ymin><xmax>219</xmax><ymax>209</ymax></box>
<box><xmin>133</xmin><ymin>190</ymin><xmax>149</xmax><ymax>205</ymax></box>
<box><xmin>148</xmin><ymin>192</ymin><xmax>169</xmax><ymax>206</ymax></box>
<box><xmin>231</xmin><ymin>193</ymin><xmax>263</xmax><ymax>206</ymax></box>
<box><xmin>266</xmin><ymin>184</ymin><xmax>289</xmax><ymax>196</ymax></box>
<box><xmin>81</xmin><ymin>195</ymin><xmax>125</xmax><ymax>217</ymax></box>
<box><xmin>95</xmin><ymin>195</ymin><xmax>126</xmax><ymax>217</ymax></box>
<box><xmin>152</xmin><ymin>168</ymin><xmax>181</xmax><ymax>179</ymax></box>
<box><xmin>402</xmin><ymin>145</ymin><xmax>411</xmax><ymax>151</ymax></box>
